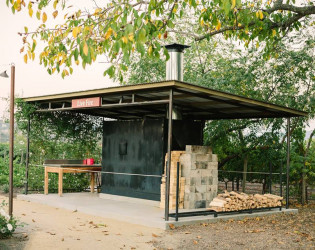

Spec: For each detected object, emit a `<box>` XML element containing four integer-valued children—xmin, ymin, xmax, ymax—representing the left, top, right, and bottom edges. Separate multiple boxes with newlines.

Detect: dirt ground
<box><xmin>154</xmin><ymin>204</ymin><xmax>315</xmax><ymax>250</ymax></box>
<box><xmin>0</xmin><ymin>194</ymin><xmax>314</xmax><ymax>250</ymax></box>
<box><xmin>0</xmin><ymin>195</ymin><xmax>162</xmax><ymax>250</ymax></box>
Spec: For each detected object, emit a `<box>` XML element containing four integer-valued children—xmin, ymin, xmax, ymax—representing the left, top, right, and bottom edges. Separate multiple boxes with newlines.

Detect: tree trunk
<box><xmin>302</xmin><ymin>129</ymin><xmax>315</xmax><ymax>205</ymax></box>
<box><xmin>242</xmin><ymin>155</ymin><xmax>248</xmax><ymax>193</ymax></box>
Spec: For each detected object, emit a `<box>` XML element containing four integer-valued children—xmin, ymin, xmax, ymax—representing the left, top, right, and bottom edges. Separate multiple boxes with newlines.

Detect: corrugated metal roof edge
<box><xmin>174</xmin><ymin>81</ymin><xmax>308</xmax><ymax>117</ymax></box>
<box><xmin>22</xmin><ymin>80</ymin><xmax>307</xmax><ymax>117</ymax></box>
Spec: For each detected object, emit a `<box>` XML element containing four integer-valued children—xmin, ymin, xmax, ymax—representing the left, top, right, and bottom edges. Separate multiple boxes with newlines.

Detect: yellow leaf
<box><xmin>122</xmin><ymin>36</ymin><xmax>128</xmax><ymax>44</ymax></box>
<box><xmin>27</xmin><ymin>50</ymin><xmax>31</xmax><ymax>59</ymax></box>
<box><xmin>272</xmin><ymin>29</ymin><xmax>276</xmax><ymax>37</ymax></box>
<box><xmin>24</xmin><ymin>54</ymin><xmax>28</xmax><ymax>63</ymax></box>
<box><xmin>216</xmin><ymin>20</ymin><xmax>221</xmax><ymax>31</ymax></box>
<box><xmin>53</xmin><ymin>0</ymin><xmax>58</xmax><ymax>9</ymax></box>
<box><xmin>245</xmin><ymin>28</ymin><xmax>249</xmax><ymax>34</ymax></box>
<box><xmin>75</xmin><ymin>60</ymin><xmax>80</xmax><ymax>65</ymax></box>
<box><xmin>200</xmin><ymin>19</ymin><xmax>204</xmax><ymax>26</ymax></box>
<box><xmin>52</xmin><ymin>68</ymin><xmax>56</xmax><ymax>74</ymax></box>
<box><xmin>158</xmin><ymin>33</ymin><xmax>162</xmax><ymax>39</ymax></box>
<box><xmin>256</xmin><ymin>11</ymin><xmax>259</xmax><ymax>18</ymax></box>
<box><xmin>72</xmin><ymin>27</ymin><xmax>80</xmax><ymax>38</ymax></box>
<box><xmin>256</xmin><ymin>41</ymin><xmax>259</xmax><ymax>48</ymax></box>
<box><xmin>29</xmin><ymin>7</ymin><xmax>33</xmax><ymax>17</ymax></box>
<box><xmin>259</xmin><ymin>10</ymin><xmax>264</xmax><ymax>20</ymax></box>
<box><xmin>148</xmin><ymin>46</ymin><xmax>153</xmax><ymax>55</ymax></box>
<box><xmin>231</xmin><ymin>0</ymin><xmax>236</xmax><ymax>9</ymax></box>
<box><xmin>104</xmin><ymin>28</ymin><xmax>113</xmax><ymax>40</ymax></box>
<box><xmin>172</xmin><ymin>8</ymin><xmax>177</xmax><ymax>13</ymax></box>
<box><xmin>94</xmin><ymin>8</ymin><xmax>102</xmax><ymax>15</ymax></box>
<box><xmin>52</xmin><ymin>10</ymin><xmax>58</xmax><ymax>19</ymax></box>
<box><xmin>42</xmin><ymin>12</ymin><xmax>47</xmax><ymax>23</ymax></box>
<box><xmin>83</xmin><ymin>42</ymin><xmax>89</xmax><ymax>56</ymax></box>
<box><xmin>32</xmin><ymin>52</ymin><xmax>35</xmax><ymax>61</ymax></box>
<box><xmin>128</xmin><ymin>33</ymin><xmax>134</xmax><ymax>42</ymax></box>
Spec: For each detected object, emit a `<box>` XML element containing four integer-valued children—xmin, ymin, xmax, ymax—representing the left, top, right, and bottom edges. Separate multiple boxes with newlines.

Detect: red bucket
<box><xmin>86</xmin><ymin>158</ymin><xmax>94</xmax><ymax>165</ymax></box>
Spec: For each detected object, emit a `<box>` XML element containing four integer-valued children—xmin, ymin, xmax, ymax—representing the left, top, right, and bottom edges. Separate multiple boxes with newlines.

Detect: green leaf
<box><xmin>138</xmin><ymin>28</ymin><xmax>146</xmax><ymax>43</ymax></box>
<box><xmin>74</xmin><ymin>48</ymin><xmax>79</xmax><ymax>61</ymax></box>
<box><xmin>104</xmin><ymin>65</ymin><xmax>115</xmax><ymax>78</ymax></box>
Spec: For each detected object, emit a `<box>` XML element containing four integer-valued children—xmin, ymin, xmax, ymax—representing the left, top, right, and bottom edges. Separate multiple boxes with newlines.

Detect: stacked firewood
<box><xmin>209</xmin><ymin>191</ymin><xmax>283</xmax><ymax>212</ymax></box>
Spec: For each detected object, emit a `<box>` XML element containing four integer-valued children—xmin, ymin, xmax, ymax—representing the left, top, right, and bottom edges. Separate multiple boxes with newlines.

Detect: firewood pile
<box><xmin>209</xmin><ymin>191</ymin><xmax>283</xmax><ymax>212</ymax></box>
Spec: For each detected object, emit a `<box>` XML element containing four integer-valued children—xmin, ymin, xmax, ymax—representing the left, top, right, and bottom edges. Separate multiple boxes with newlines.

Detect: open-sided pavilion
<box><xmin>23</xmin><ymin>80</ymin><xmax>307</xmax><ymax>221</ymax></box>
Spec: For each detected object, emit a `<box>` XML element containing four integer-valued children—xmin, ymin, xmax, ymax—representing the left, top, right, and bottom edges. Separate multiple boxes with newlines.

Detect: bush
<box><xmin>0</xmin><ymin>201</ymin><xmax>18</xmax><ymax>239</ymax></box>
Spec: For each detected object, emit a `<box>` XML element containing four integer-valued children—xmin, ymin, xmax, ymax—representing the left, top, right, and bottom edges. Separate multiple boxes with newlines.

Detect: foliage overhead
<box><xmin>125</xmin><ymin>34</ymin><xmax>315</xmax><ymax>194</ymax></box>
<box><xmin>6</xmin><ymin>0</ymin><xmax>315</xmax><ymax>81</ymax></box>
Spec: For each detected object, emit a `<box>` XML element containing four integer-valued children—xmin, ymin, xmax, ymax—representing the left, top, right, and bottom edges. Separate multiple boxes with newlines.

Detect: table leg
<box><xmin>58</xmin><ymin>168</ymin><xmax>63</xmax><ymax>196</ymax></box>
<box><xmin>44</xmin><ymin>167</ymin><xmax>48</xmax><ymax>195</ymax></box>
<box><xmin>90</xmin><ymin>172</ymin><xmax>95</xmax><ymax>193</ymax></box>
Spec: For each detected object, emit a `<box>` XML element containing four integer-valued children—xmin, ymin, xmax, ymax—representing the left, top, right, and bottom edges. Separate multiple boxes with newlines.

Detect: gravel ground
<box><xmin>153</xmin><ymin>204</ymin><xmax>315</xmax><ymax>250</ymax></box>
<box><xmin>1</xmin><ymin>192</ymin><xmax>314</xmax><ymax>250</ymax></box>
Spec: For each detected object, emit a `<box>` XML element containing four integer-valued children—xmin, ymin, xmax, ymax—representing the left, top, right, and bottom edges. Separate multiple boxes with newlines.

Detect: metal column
<box><xmin>25</xmin><ymin>118</ymin><xmax>30</xmax><ymax>195</ymax></box>
<box><xmin>9</xmin><ymin>65</ymin><xmax>15</xmax><ymax>216</ymax></box>
<box><xmin>286</xmin><ymin>118</ymin><xmax>291</xmax><ymax>209</ymax></box>
<box><xmin>165</xmin><ymin>89</ymin><xmax>173</xmax><ymax>221</ymax></box>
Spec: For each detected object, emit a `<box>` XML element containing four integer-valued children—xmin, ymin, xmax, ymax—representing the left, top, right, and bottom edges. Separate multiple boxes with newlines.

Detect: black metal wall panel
<box><xmin>167</xmin><ymin>120</ymin><xmax>204</xmax><ymax>151</ymax></box>
<box><xmin>101</xmin><ymin>119</ymin><xmax>165</xmax><ymax>200</ymax></box>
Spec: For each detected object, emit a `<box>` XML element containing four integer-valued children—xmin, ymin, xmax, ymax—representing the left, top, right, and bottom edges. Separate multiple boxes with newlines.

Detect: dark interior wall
<box><xmin>168</xmin><ymin>120</ymin><xmax>204</xmax><ymax>151</ymax></box>
<box><xmin>101</xmin><ymin>119</ymin><xmax>165</xmax><ymax>200</ymax></box>
<box><xmin>101</xmin><ymin>118</ymin><xmax>204</xmax><ymax>201</ymax></box>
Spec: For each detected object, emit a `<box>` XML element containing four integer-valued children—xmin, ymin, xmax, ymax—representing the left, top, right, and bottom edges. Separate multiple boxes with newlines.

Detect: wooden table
<box><xmin>44</xmin><ymin>164</ymin><xmax>101</xmax><ymax>196</ymax></box>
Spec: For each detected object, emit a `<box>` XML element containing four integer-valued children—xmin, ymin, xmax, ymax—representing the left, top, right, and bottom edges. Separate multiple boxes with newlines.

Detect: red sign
<box><xmin>72</xmin><ymin>97</ymin><xmax>101</xmax><ymax>108</ymax></box>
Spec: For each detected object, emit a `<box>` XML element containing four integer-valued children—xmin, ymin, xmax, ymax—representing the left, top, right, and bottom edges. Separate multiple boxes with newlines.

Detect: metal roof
<box><xmin>23</xmin><ymin>80</ymin><xmax>307</xmax><ymax>120</ymax></box>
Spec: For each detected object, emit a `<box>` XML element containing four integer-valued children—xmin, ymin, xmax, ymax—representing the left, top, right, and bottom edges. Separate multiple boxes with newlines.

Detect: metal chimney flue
<box><xmin>165</xmin><ymin>43</ymin><xmax>190</xmax><ymax>81</ymax></box>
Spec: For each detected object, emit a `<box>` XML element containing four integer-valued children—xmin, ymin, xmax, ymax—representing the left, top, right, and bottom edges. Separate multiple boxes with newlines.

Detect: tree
<box><xmin>6</xmin><ymin>0</ymin><xmax>315</xmax><ymax>80</ymax></box>
<box><xmin>125</xmin><ymin>33</ymin><xmax>315</xmax><ymax>198</ymax></box>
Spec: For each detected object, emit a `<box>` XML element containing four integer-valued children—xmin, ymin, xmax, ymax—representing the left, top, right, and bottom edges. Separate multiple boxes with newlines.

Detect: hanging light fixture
<box><xmin>0</xmin><ymin>70</ymin><xmax>9</xmax><ymax>78</ymax></box>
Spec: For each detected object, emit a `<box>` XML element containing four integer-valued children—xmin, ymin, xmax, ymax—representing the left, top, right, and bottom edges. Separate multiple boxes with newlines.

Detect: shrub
<box><xmin>0</xmin><ymin>201</ymin><xmax>18</xmax><ymax>239</ymax></box>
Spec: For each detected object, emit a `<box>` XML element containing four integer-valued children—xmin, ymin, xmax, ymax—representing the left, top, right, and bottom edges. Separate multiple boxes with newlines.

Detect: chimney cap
<box><xmin>164</xmin><ymin>43</ymin><xmax>190</xmax><ymax>52</ymax></box>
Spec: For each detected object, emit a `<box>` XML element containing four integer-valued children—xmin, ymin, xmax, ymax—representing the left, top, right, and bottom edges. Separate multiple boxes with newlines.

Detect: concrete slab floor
<box><xmin>17</xmin><ymin>193</ymin><xmax>298</xmax><ymax>230</ymax></box>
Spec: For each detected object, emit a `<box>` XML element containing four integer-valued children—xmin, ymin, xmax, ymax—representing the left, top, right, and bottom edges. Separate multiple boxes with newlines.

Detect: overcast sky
<box><xmin>0</xmin><ymin>0</ymin><xmax>314</xmax><ymax>130</ymax></box>
<box><xmin>0</xmin><ymin>0</ymin><xmax>116</xmax><ymax>117</ymax></box>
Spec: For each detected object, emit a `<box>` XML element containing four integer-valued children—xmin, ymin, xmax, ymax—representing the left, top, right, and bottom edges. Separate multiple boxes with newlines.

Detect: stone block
<box><xmin>206</xmin><ymin>185</ymin><xmax>213</xmax><ymax>192</ymax></box>
<box><xmin>184</xmin><ymin>193</ymin><xmax>189</xmax><ymax>201</ymax></box>
<box><xmin>196</xmin><ymin>154</ymin><xmax>212</xmax><ymax>162</ymax></box>
<box><xmin>208</xmin><ymin>176</ymin><xmax>213</xmax><ymax>185</ymax></box>
<box><xmin>195</xmin><ymin>200</ymin><xmax>206</xmax><ymax>208</ymax></box>
<box><xmin>190</xmin><ymin>177</ymin><xmax>201</xmax><ymax>186</ymax></box>
<box><xmin>211</xmin><ymin>154</ymin><xmax>218</xmax><ymax>162</ymax></box>
<box><xmin>196</xmin><ymin>185</ymin><xmax>207</xmax><ymax>193</ymax></box>
<box><xmin>195</xmin><ymin>193</ymin><xmax>202</xmax><ymax>201</ymax></box>
<box><xmin>195</xmin><ymin>161</ymin><xmax>208</xmax><ymax>169</ymax></box>
<box><xmin>208</xmin><ymin>162</ymin><xmax>218</xmax><ymax>169</ymax></box>
<box><xmin>201</xmin><ymin>176</ymin><xmax>208</xmax><ymax>185</ymax></box>
<box><xmin>189</xmin><ymin>169</ymin><xmax>201</xmax><ymax>177</ymax></box>
<box><xmin>185</xmin><ymin>145</ymin><xmax>212</xmax><ymax>155</ymax></box>
<box><xmin>201</xmin><ymin>169</ymin><xmax>212</xmax><ymax>177</ymax></box>
<box><xmin>201</xmin><ymin>193</ymin><xmax>207</xmax><ymax>200</ymax></box>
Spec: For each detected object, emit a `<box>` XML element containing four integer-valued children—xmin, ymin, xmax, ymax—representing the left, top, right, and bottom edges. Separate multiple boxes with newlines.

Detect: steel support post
<box><xmin>269</xmin><ymin>162</ymin><xmax>272</xmax><ymax>194</ymax></box>
<box><xmin>165</xmin><ymin>89</ymin><xmax>173</xmax><ymax>221</ymax></box>
<box><xmin>175</xmin><ymin>162</ymin><xmax>180</xmax><ymax>221</ymax></box>
<box><xmin>9</xmin><ymin>65</ymin><xmax>15</xmax><ymax>216</ymax></box>
<box><xmin>280</xmin><ymin>164</ymin><xmax>283</xmax><ymax>197</ymax></box>
<box><xmin>286</xmin><ymin>118</ymin><xmax>291</xmax><ymax>209</ymax></box>
<box><xmin>25</xmin><ymin>118</ymin><xmax>30</xmax><ymax>195</ymax></box>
